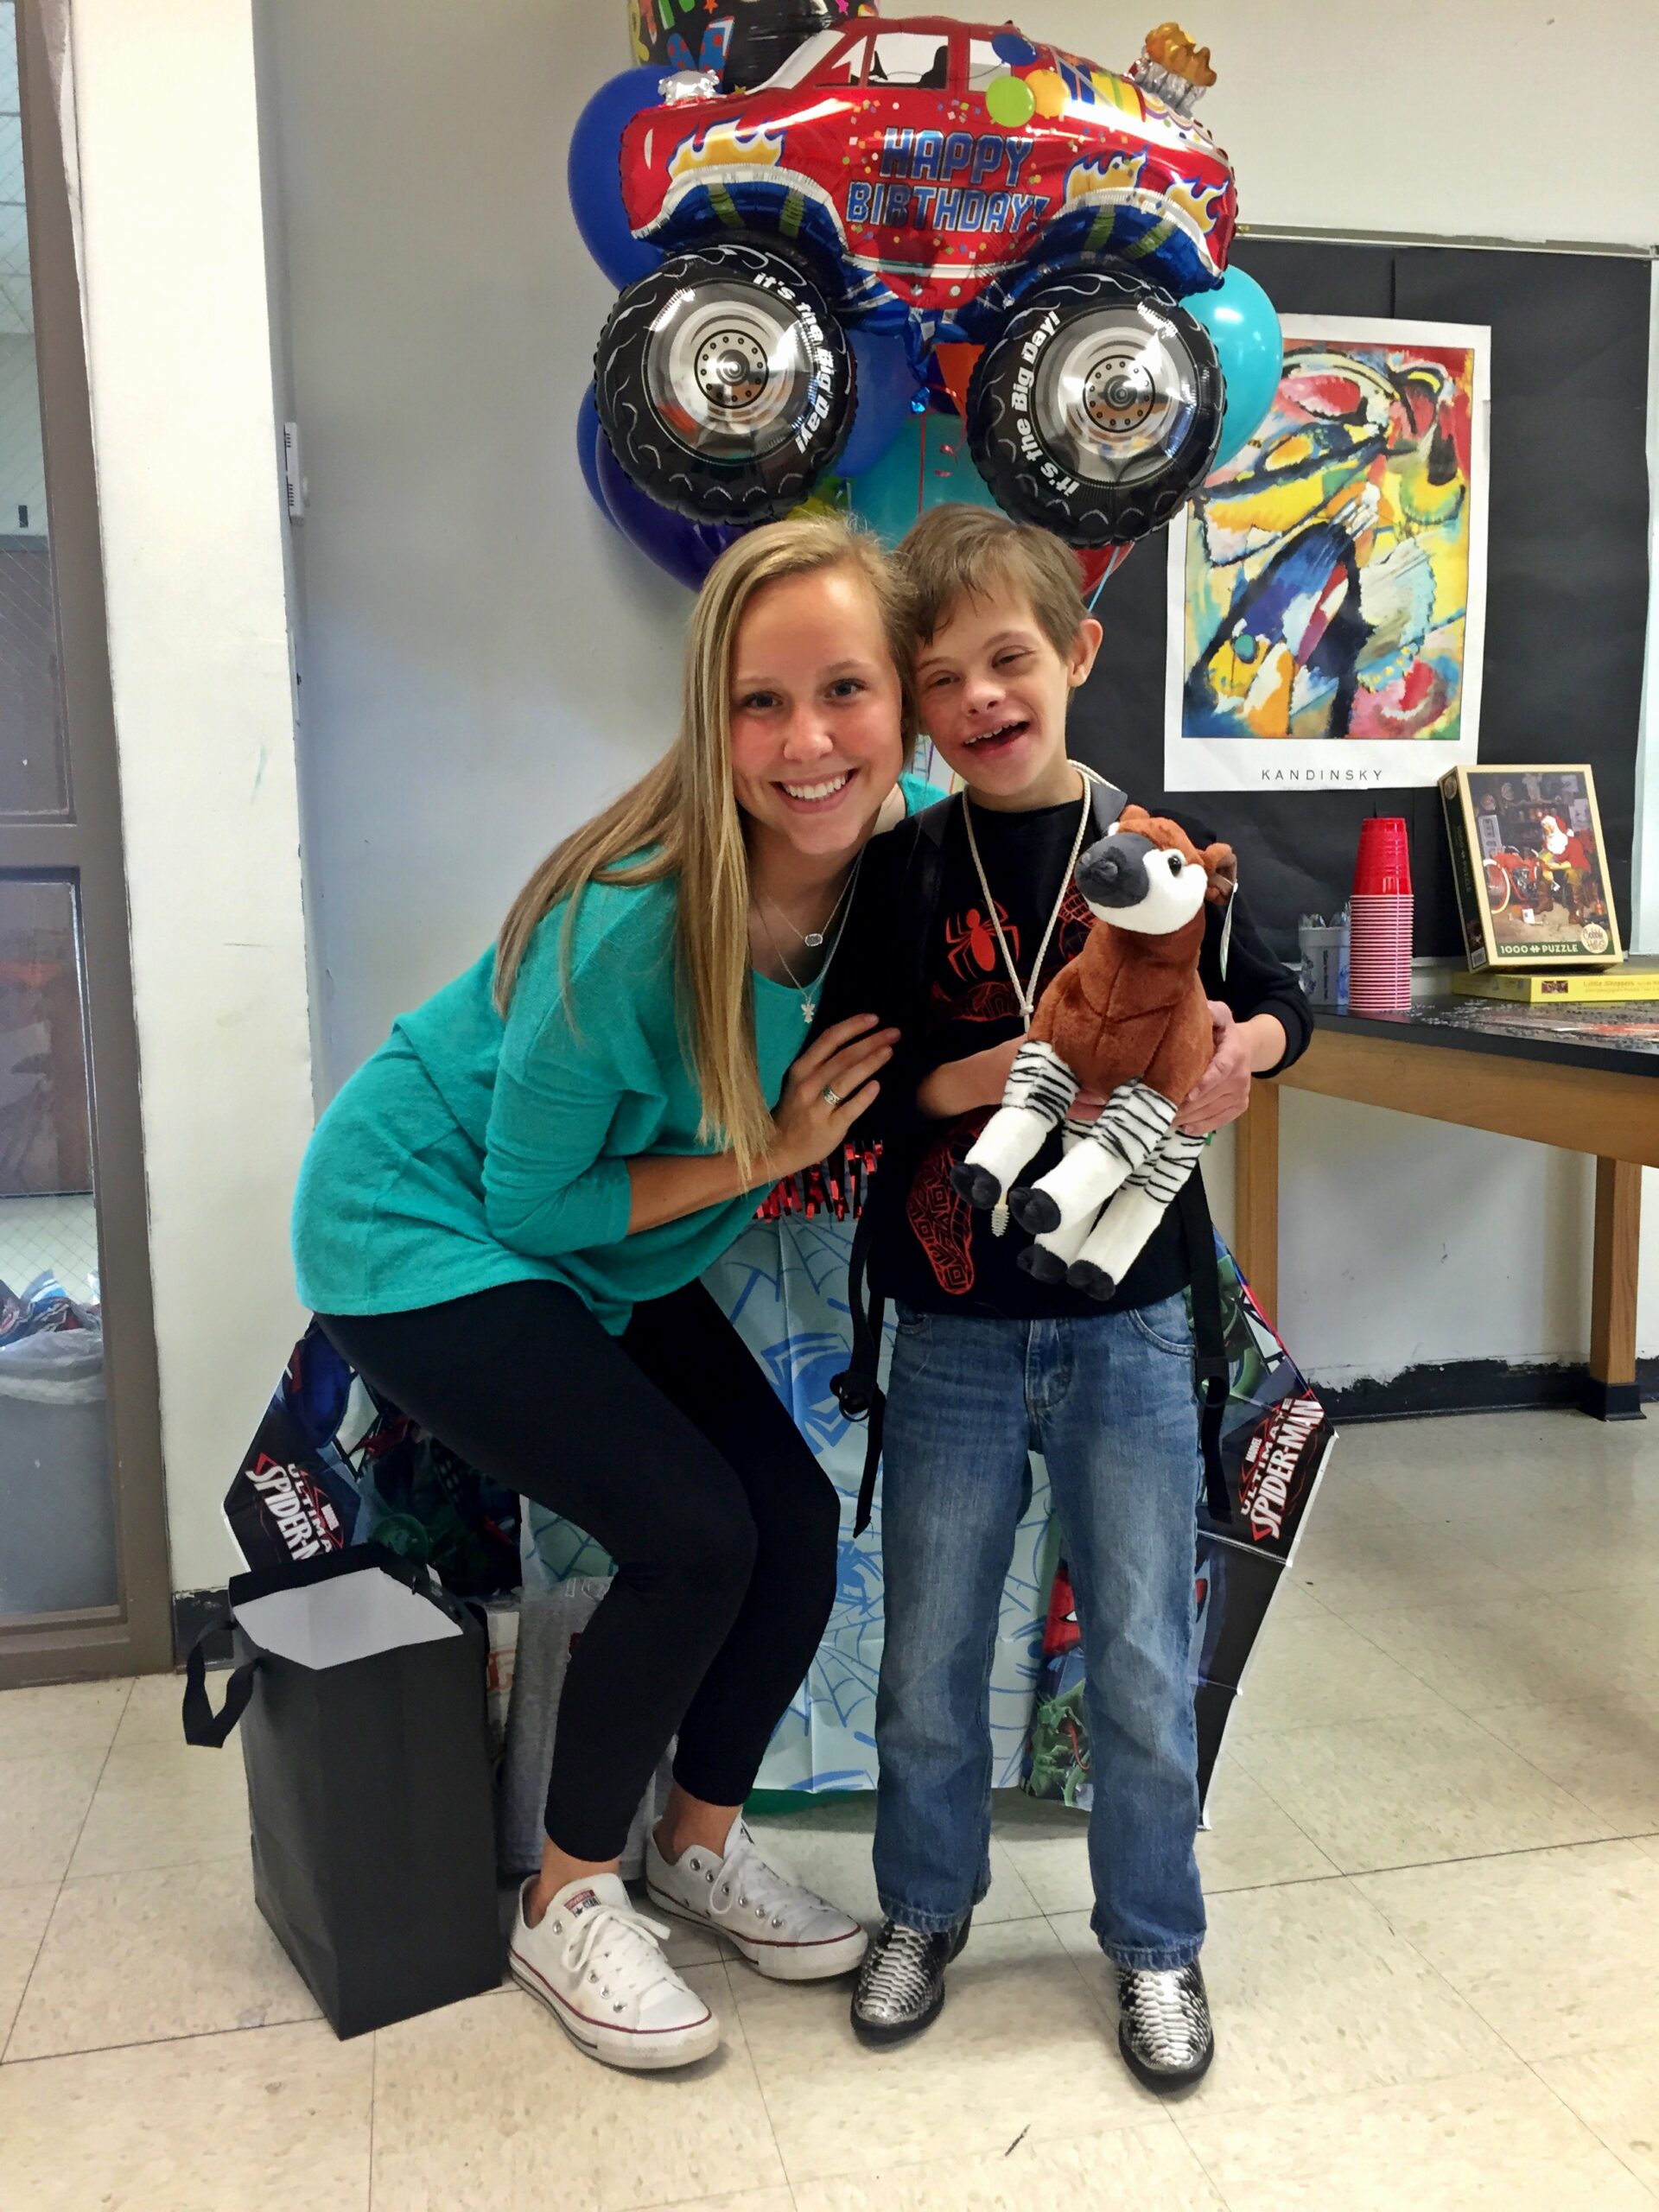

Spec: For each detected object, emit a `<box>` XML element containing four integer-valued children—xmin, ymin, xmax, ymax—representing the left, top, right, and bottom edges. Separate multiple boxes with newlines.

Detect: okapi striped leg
<box><xmin>1067</xmin><ymin>1129</ymin><xmax>1207</xmax><ymax>1300</ymax></box>
<box><xmin>1016</xmin><ymin>1117</ymin><xmax>1098</xmax><ymax>1282</ymax></box>
<box><xmin>951</xmin><ymin>1041</ymin><xmax>1077</xmax><ymax>1211</ymax></box>
<box><xmin>1009</xmin><ymin>1080</ymin><xmax>1177</xmax><ymax>1236</ymax></box>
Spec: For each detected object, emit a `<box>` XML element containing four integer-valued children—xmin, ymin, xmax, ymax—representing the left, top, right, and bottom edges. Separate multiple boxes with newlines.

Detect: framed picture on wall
<box><xmin>1164</xmin><ymin>315</ymin><xmax>1491</xmax><ymax>793</ymax></box>
<box><xmin>1440</xmin><ymin>762</ymin><xmax>1623</xmax><ymax>969</ymax></box>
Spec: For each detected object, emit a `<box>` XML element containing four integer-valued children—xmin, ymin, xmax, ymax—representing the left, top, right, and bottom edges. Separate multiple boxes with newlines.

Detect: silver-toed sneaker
<box><xmin>1116</xmin><ymin>1961</ymin><xmax>1214</xmax><ymax>2092</ymax></box>
<box><xmin>849</xmin><ymin>1913</ymin><xmax>971</xmax><ymax>2045</ymax></box>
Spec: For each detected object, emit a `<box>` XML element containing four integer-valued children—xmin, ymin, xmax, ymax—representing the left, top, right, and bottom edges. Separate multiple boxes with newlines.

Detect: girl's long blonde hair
<box><xmin>493</xmin><ymin>514</ymin><xmax>916</xmax><ymax>1173</ymax></box>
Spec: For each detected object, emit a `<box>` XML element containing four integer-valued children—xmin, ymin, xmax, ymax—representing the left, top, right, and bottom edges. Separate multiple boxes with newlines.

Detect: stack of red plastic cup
<box><xmin>1349</xmin><ymin>817</ymin><xmax>1414</xmax><ymax>1014</ymax></box>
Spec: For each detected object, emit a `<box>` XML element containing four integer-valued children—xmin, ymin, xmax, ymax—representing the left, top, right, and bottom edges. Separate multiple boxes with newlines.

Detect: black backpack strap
<box><xmin>852</xmin><ymin>1383</ymin><xmax>885</xmax><ymax>1539</ymax></box>
<box><xmin>826</xmin><ymin>796</ymin><xmax>955</xmax><ymax>1539</ymax></box>
<box><xmin>1083</xmin><ymin>771</ymin><xmax>1129</xmax><ymax>839</ymax></box>
<box><xmin>831</xmin><ymin>1198</ymin><xmax>888</xmax><ymax>1535</ymax></box>
<box><xmin>1177</xmin><ymin>1173</ymin><xmax>1232</xmax><ymax>1525</ymax></box>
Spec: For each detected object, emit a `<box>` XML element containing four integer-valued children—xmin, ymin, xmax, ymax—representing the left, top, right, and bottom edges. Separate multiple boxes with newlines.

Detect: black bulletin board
<box><xmin>1069</xmin><ymin>238</ymin><xmax>1653</xmax><ymax>961</ymax></box>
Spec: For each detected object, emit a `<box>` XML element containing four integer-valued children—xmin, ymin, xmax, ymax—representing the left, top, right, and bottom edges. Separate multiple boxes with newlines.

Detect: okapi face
<box><xmin>1075</xmin><ymin>806</ymin><xmax>1238</xmax><ymax>938</ymax></box>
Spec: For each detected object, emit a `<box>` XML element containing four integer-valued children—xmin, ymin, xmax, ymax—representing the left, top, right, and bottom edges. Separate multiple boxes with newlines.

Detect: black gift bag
<box><xmin>183</xmin><ymin>1541</ymin><xmax>503</xmax><ymax>2037</ymax></box>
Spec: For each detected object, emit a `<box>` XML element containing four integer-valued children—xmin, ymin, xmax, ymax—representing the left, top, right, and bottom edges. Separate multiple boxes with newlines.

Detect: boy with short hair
<box><xmin>845</xmin><ymin>505</ymin><xmax>1311</xmax><ymax>2090</ymax></box>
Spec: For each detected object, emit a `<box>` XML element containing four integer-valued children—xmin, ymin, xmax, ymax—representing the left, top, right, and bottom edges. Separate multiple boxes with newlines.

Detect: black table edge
<box><xmin>1309</xmin><ymin>1005</ymin><xmax>1659</xmax><ymax>1080</ymax></box>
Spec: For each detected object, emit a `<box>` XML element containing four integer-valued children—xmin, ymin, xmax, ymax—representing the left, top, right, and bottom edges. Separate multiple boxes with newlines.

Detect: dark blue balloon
<box><xmin>568</xmin><ymin>65</ymin><xmax>665</xmax><ymax>291</ymax></box>
<box><xmin>838</xmin><ymin>327</ymin><xmax>920</xmax><ymax>480</ymax></box>
<box><xmin>575</xmin><ymin>385</ymin><xmax>612</xmax><ymax>526</ymax></box>
<box><xmin>991</xmin><ymin>30</ymin><xmax>1039</xmax><ymax>63</ymax></box>
<box><xmin>594</xmin><ymin>435</ymin><xmax>741</xmax><ymax>590</ymax></box>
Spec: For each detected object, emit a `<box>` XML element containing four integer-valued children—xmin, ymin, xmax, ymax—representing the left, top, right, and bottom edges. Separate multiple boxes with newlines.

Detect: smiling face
<box><xmin>728</xmin><ymin>563</ymin><xmax>906</xmax><ymax>859</ymax></box>
<box><xmin>912</xmin><ymin>588</ymin><xmax>1102</xmax><ymax>810</ymax></box>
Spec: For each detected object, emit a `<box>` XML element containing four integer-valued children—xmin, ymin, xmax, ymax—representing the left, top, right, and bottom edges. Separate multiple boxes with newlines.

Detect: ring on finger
<box><xmin>820</xmin><ymin>1083</ymin><xmax>842</xmax><ymax>1108</ymax></box>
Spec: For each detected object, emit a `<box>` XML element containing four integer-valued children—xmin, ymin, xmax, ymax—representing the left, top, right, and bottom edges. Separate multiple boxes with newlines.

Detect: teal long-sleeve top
<box><xmin>292</xmin><ymin>781</ymin><xmax>941</xmax><ymax>1334</ymax></box>
<box><xmin>292</xmin><ymin>868</ymin><xmax>810</xmax><ymax>1335</ymax></box>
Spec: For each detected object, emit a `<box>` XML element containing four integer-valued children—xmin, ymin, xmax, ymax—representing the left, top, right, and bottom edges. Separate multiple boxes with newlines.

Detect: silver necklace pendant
<box><xmin>753</xmin><ymin>851</ymin><xmax>861</xmax><ymax>1038</ymax></box>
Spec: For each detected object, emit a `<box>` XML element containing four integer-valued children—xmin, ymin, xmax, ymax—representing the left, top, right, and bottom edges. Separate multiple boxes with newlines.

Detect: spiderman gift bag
<box><xmin>705</xmin><ymin>1198</ymin><xmax>1057</xmax><ymax>1794</ymax></box>
<box><xmin>223</xmin><ymin>1319</ymin><xmax>519</xmax><ymax>1599</ymax></box>
<box><xmin>1025</xmin><ymin>1237</ymin><xmax>1334</xmax><ymax>1818</ymax></box>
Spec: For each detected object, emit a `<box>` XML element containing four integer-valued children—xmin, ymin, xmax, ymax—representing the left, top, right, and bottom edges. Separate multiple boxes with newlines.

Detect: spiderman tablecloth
<box><xmin>704</xmin><ymin>1207</ymin><xmax>1333</xmax><ymax>1808</ymax></box>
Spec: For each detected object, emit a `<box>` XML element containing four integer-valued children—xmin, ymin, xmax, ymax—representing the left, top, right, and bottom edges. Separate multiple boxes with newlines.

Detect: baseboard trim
<box><xmin>1319</xmin><ymin>1356</ymin><xmax>1659</xmax><ymax>1424</ymax></box>
<box><xmin>171</xmin><ymin>1587</ymin><xmax>233</xmax><ymax>1669</ymax></box>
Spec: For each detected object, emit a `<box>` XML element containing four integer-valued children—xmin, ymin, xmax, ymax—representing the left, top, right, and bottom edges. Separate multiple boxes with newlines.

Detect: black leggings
<box><xmin>317</xmin><ymin>1278</ymin><xmax>839</xmax><ymax>1861</ymax></box>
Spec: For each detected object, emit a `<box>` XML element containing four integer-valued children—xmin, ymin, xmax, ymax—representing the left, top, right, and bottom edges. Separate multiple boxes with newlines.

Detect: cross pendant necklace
<box><xmin>753</xmin><ymin>851</ymin><xmax>865</xmax><ymax>1027</ymax></box>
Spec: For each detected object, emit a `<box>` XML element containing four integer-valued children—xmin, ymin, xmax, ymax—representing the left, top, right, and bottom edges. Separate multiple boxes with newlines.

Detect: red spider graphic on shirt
<box><xmin>943</xmin><ymin>900</ymin><xmax>1020</xmax><ymax>982</ymax></box>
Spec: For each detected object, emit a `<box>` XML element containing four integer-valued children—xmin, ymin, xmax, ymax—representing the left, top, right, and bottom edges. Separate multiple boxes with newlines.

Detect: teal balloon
<box><xmin>1187</xmin><ymin>266</ymin><xmax>1283</xmax><ymax>468</ymax></box>
<box><xmin>846</xmin><ymin>411</ymin><xmax>1001</xmax><ymax>546</ymax></box>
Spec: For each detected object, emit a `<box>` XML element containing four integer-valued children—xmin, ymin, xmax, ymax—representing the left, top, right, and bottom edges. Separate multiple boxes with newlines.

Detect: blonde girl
<box><xmin>294</xmin><ymin>518</ymin><xmax>912</xmax><ymax>2072</ymax></box>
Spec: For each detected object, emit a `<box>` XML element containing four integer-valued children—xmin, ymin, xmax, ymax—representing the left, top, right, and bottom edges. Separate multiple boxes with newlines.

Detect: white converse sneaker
<box><xmin>508</xmin><ymin>1872</ymin><xmax>720</xmax><ymax>2070</ymax></box>
<box><xmin>645</xmin><ymin>1816</ymin><xmax>868</xmax><ymax>1981</ymax></box>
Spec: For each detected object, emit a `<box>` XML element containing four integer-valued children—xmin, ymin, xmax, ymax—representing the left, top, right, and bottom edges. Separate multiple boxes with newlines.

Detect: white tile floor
<box><xmin>3</xmin><ymin>1408</ymin><xmax>1657</xmax><ymax>2209</ymax></box>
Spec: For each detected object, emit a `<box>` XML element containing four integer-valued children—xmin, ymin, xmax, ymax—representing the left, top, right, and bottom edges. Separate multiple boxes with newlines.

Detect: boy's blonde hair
<box><xmin>493</xmin><ymin>514</ymin><xmax>915</xmax><ymax>1176</ymax></box>
<box><xmin>897</xmin><ymin>505</ymin><xmax>1089</xmax><ymax>658</ymax></box>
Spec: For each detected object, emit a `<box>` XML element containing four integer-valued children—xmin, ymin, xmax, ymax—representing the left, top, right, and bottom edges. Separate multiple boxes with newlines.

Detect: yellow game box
<box><xmin>1451</xmin><ymin>965</ymin><xmax>1658</xmax><ymax>1005</ymax></box>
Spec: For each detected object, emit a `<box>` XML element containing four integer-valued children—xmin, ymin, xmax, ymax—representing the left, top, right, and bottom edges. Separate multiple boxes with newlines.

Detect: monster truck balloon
<box><xmin>594</xmin><ymin>16</ymin><xmax>1236</xmax><ymax>545</ymax></box>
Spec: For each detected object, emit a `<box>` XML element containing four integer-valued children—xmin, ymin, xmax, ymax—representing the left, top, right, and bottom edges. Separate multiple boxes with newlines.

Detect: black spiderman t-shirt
<box><xmin>871</xmin><ymin>793</ymin><xmax>1309</xmax><ymax>1322</ymax></box>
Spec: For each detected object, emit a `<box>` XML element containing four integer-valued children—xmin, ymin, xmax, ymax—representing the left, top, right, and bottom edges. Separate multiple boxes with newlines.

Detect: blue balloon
<box><xmin>594</xmin><ymin>435</ymin><xmax>741</xmax><ymax>590</ymax></box>
<box><xmin>1186</xmin><ymin>265</ymin><xmax>1283</xmax><ymax>469</ymax></box>
<box><xmin>575</xmin><ymin>385</ymin><xmax>612</xmax><ymax>525</ymax></box>
<box><xmin>568</xmin><ymin>65</ymin><xmax>665</xmax><ymax>291</ymax></box>
<box><xmin>838</xmin><ymin>327</ymin><xmax>921</xmax><ymax>480</ymax></box>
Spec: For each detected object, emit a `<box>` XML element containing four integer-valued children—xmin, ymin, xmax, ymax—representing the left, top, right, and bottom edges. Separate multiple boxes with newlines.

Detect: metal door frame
<box><xmin>0</xmin><ymin>0</ymin><xmax>172</xmax><ymax>1681</ymax></box>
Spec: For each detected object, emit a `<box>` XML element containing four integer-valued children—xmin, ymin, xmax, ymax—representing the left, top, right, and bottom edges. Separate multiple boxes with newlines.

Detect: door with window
<box><xmin>0</xmin><ymin>0</ymin><xmax>170</xmax><ymax>1681</ymax></box>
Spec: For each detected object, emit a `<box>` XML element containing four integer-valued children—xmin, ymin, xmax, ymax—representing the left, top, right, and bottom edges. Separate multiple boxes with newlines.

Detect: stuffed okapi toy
<box><xmin>951</xmin><ymin>805</ymin><xmax>1238</xmax><ymax>1300</ymax></box>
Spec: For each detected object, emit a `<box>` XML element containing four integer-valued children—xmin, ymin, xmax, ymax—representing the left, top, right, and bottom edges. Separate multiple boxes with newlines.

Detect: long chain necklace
<box><xmin>963</xmin><ymin>763</ymin><xmax>1102</xmax><ymax>1028</ymax></box>
<box><xmin>753</xmin><ymin>850</ymin><xmax>864</xmax><ymax>1027</ymax></box>
<box><xmin>961</xmin><ymin>762</ymin><xmax>1102</xmax><ymax>1231</ymax></box>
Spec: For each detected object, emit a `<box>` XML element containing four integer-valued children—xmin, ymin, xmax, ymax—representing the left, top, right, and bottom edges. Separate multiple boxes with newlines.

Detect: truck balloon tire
<box><xmin>594</xmin><ymin>241</ymin><xmax>851</xmax><ymax>524</ymax></box>
<box><xmin>967</xmin><ymin>268</ymin><xmax>1224</xmax><ymax>545</ymax></box>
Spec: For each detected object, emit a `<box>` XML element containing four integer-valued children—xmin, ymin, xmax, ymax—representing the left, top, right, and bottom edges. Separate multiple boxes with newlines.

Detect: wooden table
<box><xmin>1234</xmin><ymin>996</ymin><xmax>1659</xmax><ymax>1420</ymax></box>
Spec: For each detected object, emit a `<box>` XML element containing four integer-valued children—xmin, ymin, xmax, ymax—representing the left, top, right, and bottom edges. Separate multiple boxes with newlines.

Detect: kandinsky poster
<box><xmin>1164</xmin><ymin>316</ymin><xmax>1490</xmax><ymax>793</ymax></box>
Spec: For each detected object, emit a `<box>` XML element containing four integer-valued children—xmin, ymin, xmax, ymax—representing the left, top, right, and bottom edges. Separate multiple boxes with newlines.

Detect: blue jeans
<box><xmin>873</xmin><ymin>1294</ymin><xmax>1205</xmax><ymax>1970</ymax></box>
